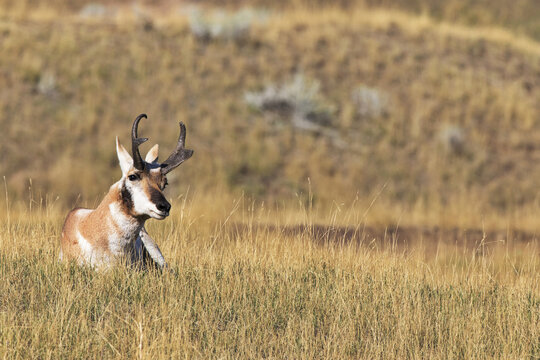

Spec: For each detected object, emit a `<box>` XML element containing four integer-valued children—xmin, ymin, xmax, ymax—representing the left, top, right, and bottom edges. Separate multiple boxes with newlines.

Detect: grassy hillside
<box><xmin>1</xmin><ymin>0</ymin><xmax>539</xmax><ymax>41</ymax></box>
<box><xmin>0</xmin><ymin>4</ymin><xmax>539</xmax><ymax>223</ymax></box>
<box><xmin>1</xmin><ymin>3</ymin><xmax>539</xmax><ymax>357</ymax></box>
<box><xmin>0</xmin><ymin>199</ymin><xmax>539</xmax><ymax>358</ymax></box>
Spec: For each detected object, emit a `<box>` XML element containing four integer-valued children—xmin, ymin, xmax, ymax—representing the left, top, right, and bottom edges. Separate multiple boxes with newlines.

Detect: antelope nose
<box><xmin>156</xmin><ymin>201</ymin><xmax>171</xmax><ymax>214</ymax></box>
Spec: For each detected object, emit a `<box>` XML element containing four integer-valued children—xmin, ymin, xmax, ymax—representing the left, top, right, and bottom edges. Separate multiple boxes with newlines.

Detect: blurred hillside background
<box><xmin>0</xmin><ymin>0</ymin><xmax>539</xmax><ymax>224</ymax></box>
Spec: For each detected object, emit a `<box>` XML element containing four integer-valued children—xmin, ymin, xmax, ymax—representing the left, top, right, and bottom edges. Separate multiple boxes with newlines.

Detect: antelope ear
<box><xmin>145</xmin><ymin>144</ymin><xmax>159</xmax><ymax>164</ymax></box>
<box><xmin>116</xmin><ymin>137</ymin><xmax>133</xmax><ymax>176</ymax></box>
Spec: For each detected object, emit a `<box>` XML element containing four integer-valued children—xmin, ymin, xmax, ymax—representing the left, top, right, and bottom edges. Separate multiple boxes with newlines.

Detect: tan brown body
<box><xmin>59</xmin><ymin>114</ymin><xmax>193</xmax><ymax>270</ymax></box>
<box><xmin>60</xmin><ymin>183</ymin><xmax>148</xmax><ymax>267</ymax></box>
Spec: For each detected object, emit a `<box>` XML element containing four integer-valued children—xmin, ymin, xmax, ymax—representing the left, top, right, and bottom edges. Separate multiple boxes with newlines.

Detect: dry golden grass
<box><xmin>1</xmin><ymin>0</ymin><xmax>539</xmax><ymax>41</ymax></box>
<box><xmin>1</xmin><ymin>2</ymin><xmax>539</xmax><ymax>357</ymax></box>
<box><xmin>0</xmin><ymin>193</ymin><xmax>539</xmax><ymax>359</ymax></box>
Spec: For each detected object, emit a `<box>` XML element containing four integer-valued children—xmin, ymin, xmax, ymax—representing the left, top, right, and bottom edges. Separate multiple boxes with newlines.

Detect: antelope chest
<box><xmin>106</xmin><ymin>202</ymin><xmax>143</xmax><ymax>257</ymax></box>
<box><xmin>70</xmin><ymin>203</ymin><xmax>144</xmax><ymax>267</ymax></box>
<box><xmin>105</xmin><ymin>231</ymin><xmax>139</xmax><ymax>257</ymax></box>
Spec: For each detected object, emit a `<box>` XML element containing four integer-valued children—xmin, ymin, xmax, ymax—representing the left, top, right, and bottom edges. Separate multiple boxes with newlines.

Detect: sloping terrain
<box><xmin>0</xmin><ymin>4</ymin><xmax>538</xmax><ymax>219</ymax></box>
<box><xmin>1</xmin><ymin>0</ymin><xmax>539</xmax><ymax>40</ymax></box>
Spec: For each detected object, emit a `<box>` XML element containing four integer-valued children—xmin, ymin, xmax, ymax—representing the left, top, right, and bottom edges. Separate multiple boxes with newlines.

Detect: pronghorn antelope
<box><xmin>60</xmin><ymin>114</ymin><xmax>193</xmax><ymax>269</ymax></box>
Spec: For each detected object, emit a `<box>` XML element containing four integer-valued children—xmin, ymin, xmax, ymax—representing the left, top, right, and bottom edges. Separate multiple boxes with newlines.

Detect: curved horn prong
<box><xmin>161</xmin><ymin>122</ymin><xmax>194</xmax><ymax>174</ymax></box>
<box><xmin>131</xmin><ymin>114</ymin><xmax>148</xmax><ymax>171</ymax></box>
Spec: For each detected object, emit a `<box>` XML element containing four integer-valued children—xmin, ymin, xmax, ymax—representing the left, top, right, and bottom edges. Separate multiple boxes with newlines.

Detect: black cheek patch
<box><xmin>121</xmin><ymin>183</ymin><xmax>134</xmax><ymax>211</ymax></box>
<box><xmin>150</xmin><ymin>188</ymin><xmax>166</xmax><ymax>205</ymax></box>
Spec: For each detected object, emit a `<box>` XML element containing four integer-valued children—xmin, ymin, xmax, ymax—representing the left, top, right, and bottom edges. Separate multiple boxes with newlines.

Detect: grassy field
<box><xmin>0</xmin><ymin>0</ymin><xmax>539</xmax><ymax>358</ymax></box>
<box><xmin>0</xmin><ymin>195</ymin><xmax>539</xmax><ymax>359</ymax></box>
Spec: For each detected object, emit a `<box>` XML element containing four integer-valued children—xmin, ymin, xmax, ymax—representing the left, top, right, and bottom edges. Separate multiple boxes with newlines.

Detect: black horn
<box><xmin>131</xmin><ymin>114</ymin><xmax>148</xmax><ymax>171</ymax></box>
<box><xmin>161</xmin><ymin>122</ymin><xmax>194</xmax><ymax>174</ymax></box>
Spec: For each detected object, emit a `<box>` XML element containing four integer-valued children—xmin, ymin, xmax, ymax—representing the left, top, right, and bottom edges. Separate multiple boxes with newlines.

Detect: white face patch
<box><xmin>123</xmin><ymin>180</ymin><xmax>161</xmax><ymax>218</ymax></box>
<box><xmin>122</xmin><ymin>176</ymin><xmax>167</xmax><ymax>220</ymax></box>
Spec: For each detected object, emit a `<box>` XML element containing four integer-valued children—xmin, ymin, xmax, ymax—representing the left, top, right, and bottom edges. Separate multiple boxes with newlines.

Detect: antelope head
<box><xmin>115</xmin><ymin>114</ymin><xmax>194</xmax><ymax>220</ymax></box>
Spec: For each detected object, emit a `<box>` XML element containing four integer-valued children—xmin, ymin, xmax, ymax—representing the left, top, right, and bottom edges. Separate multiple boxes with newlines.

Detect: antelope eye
<box><xmin>163</xmin><ymin>178</ymin><xmax>168</xmax><ymax>189</ymax></box>
<box><xmin>128</xmin><ymin>174</ymin><xmax>139</xmax><ymax>181</ymax></box>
